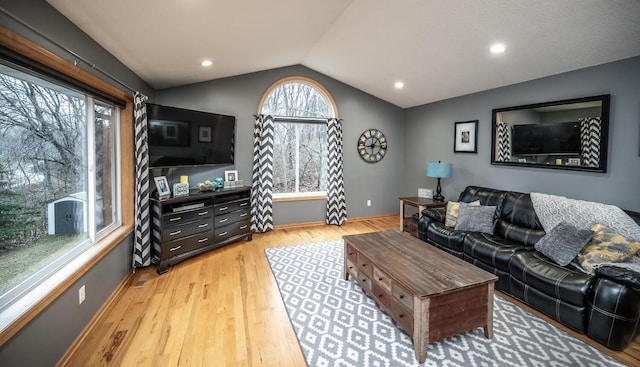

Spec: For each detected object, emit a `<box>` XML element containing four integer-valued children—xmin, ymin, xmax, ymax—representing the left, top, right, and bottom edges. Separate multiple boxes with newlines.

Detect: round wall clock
<box><xmin>357</xmin><ymin>128</ymin><xmax>387</xmax><ymax>163</ymax></box>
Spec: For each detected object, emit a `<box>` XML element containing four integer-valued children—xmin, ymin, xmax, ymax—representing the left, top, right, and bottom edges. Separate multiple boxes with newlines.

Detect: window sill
<box><xmin>273</xmin><ymin>194</ymin><xmax>327</xmax><ymax>202</ymax></box>
<box><xmin>0</xmin><ymin>224</ymin><xmax>133</xmax><ymax>347</ymax></box>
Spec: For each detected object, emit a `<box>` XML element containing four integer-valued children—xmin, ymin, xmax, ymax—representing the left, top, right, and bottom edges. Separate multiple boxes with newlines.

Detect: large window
<box><xmin>0</xmin><ymin>60</ymin><xmax>119</xmax><ymax>310</ymax></box>
<box><xmin>260</xmin><ymin>78</ymin><xmax>336</xmax><ymax>199</ymax></box>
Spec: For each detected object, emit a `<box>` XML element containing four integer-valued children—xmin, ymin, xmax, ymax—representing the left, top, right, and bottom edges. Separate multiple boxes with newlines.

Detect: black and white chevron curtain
<box><xmin>496</xmin><ymin>121</ymin><xmax>511</xmax><ymax>162</ymax></box>
<box><xmin>326</xmin><ymin>118</ymin><xmax>347</xmax><ymax>225</ymax></box>
<box><xmin>580</xmin><ymin>117</ymin><xmax>601</xmax><ymax>167</ymax></box>
<box><xmin>133</xmin><ymin>92</ymin><xmax>151</xmax><ymax>268</ymax></box>
<box><xmin>251</xmin><ymin>115</ymin><xmax>275</xmax><ymax>232</ymax></box>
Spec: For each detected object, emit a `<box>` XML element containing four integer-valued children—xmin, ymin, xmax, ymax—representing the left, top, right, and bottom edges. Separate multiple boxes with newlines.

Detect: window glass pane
<box><xmin>262</xmin><ymin>82</ymin><xmax>331</xmax><ymax>118</ymax></box>
<box><xmin>94</xmin><ymin>102</ymin><xmax>115</xmax><ymax>232</ymax></box>
<box><xmin>0</xmin><ymin>63</ymin><xmax>88</xmax><ymax>297</ymax></box>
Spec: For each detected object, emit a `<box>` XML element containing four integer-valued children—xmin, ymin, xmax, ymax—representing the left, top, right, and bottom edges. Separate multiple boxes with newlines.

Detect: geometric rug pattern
<box><xmin>265</xmin><ymin>240</ymin><xmax>624</xmax><ymax>367</ymax></box>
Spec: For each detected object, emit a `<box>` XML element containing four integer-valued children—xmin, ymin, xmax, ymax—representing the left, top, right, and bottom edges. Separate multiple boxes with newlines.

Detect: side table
<box><xmin>399</xmin><ymin>197</ymin><xmax>447</xmax><ymax>236</ymax></box>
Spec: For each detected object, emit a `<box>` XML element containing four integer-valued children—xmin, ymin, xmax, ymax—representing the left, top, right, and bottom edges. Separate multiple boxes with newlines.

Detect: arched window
<box><xmin>259</xmin><ymin>77</ymin><xmax>337</xmax><ymax>199</ymax></box>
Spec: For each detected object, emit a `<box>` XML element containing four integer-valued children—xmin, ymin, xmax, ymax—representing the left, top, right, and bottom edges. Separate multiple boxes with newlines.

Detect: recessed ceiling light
<box><xmin>490</xmin><ymin>43</ymin><xmax>506</xmax><ymax>54</ymax></box>
<box><xmin>201</xmin><ymin>60</ymin><xmax>213</xmax><ymax>67</ymax></box>
<box><xmin>394</xmin><ymin>81</ymin><xmax>404</xmax><ymax>89</ymax></box>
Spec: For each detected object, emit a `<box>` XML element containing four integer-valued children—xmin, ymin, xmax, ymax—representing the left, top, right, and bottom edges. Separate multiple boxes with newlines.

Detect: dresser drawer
<box><xmin>161</xmin><ymin>218</ymin><xmax>211</xmax><ymax>242</ymax></box>
<box><xmin>214</xmin><ymin>208</ymin><xmax>250</xmax><ymax>226</ymax></box>
<box><xmin>161</xmin><ymin>229</ymin><xmax>213</xmax><ymax>260</ymax></box>
<box><xmin>214</xmin><ymin>199</ymin><xmax>250</xmax><ymax>215</ymax></box>
<box><xmin>390</xmin><ymin>300</ymin><xmax>414</xmax><ymax>335</ymax></box>
<box><xmin>357</xmin><ymin>255</ymin><xmax>373</xmax><ymax>277</ymax></box>
<box><xmin>393</xmin><ymin>283</ymin><xmax>414</xmax><ymax>311</ymax></box>
<box><xmin>214</xmin><ymin>219</ymin><xmax>251</xmax><ymax>241</ymax></box>
<box><xmin>373</xmin><ymin>267</ymin><xmax>392</xmax><ymax>293</ymax></box>
<box><xmin>163</xmin><ymin>206</ymin><xmax>213</xmax><ymax>225</ymax></box>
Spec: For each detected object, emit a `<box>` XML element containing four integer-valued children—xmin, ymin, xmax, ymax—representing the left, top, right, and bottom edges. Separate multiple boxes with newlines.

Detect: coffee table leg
<box><xmin>414</xmin><ymin>297</ymin><xmax>430</xmax><ymax>363</ymax></box>
<box><xmin>483</xmin><ymin>283</ymin><xmax>494</xmax><ymax>339</ymax></box>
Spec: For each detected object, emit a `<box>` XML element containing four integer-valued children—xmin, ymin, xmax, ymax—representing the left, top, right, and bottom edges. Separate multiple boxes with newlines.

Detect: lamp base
<box><xmin>433</xmin><ymin>177</ymin><xmax>445</xmax><ymax>202</ymax></box>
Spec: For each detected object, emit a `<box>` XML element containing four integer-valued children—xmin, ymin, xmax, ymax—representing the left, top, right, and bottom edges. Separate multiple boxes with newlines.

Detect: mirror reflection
<box><xmin>491</xmin><ymin>95</ymin><xmax>610</xmax><ymax>172</ymax></box>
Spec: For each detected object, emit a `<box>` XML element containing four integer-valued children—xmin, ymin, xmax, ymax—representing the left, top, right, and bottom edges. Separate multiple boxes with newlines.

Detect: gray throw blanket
<box><xmin>530</xmin><ymin>192</ymin><xmax>640</xmax><ymax>241</ymax></box>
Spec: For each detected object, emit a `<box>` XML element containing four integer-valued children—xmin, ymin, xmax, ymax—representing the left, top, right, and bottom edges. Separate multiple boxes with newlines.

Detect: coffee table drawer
<box><xmin>357</xmin><ymin>255</ymin><xmax>373</xmax><ymax>277</ymax></box>
<box><xmin>393</xmin><ymin>283</ymin><xmax>414</xmax><ymax>311</ymax></box>
<box><xmin>374</xmin><ymin>267</ymin><xmax>392</xmax><ymax>293</ymax></box>
<box><xmin>373</xmin><ymin>283</ymin><xmax>391</xmax><ymax>309</ymax></box>
<box><xmin>390</xmin><ymin>300</ymin><xmax>414</xmax><ymax>335</ymax></box>
<box><xmin>358</xmin><ymin>272</ymin><xmax>372</xmax><ymax>291</ymax></box>
<box><xmin>345</xmin><ymin>259</ymin><xmax>357</xmax><ymax>278</ymax></box>
<box><xmin>346</xmin><ymin>243</ymin><xmax>358</xmax><ymax>263</ymax></box>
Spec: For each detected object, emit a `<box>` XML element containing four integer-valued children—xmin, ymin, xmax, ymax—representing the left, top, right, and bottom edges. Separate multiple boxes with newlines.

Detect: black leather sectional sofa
<box><xmin>418</xmin><ymin>185</ymin><xmax>640</xmax><ymax>350</ymax></box>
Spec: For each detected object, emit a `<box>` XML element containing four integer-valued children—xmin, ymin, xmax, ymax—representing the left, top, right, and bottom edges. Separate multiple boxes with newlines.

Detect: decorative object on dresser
<box><xmin>153</xmin><ymin>175</ymin><xmax>171</xmax><ymax>200</ymax></box>
<box><xmin>343</xmin><ymin>230</ymin><xmax>497</xmax><ymax>363</ymax></box>
<box><xmin>426</xmin><ymin>160</ymin><xmax>452</xmax><ymax>201</ymax></box>
<box><xmin>454</xmin><ymin>120</ymin><xmax>478</xmax><ymax>153</ymax></box>
<box><xmin>399</xmin><ymin>196</ymin><xmax>447</xmax><ymax>236</ymax></box>
<box><xmin>151</xmin><ymin>186</ymin><xmax>252</xmax><ymax>274</ymax></box>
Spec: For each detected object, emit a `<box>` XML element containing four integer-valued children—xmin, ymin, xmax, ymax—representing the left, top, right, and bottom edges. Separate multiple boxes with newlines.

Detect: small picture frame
<box><xmin>224</xmin><ymin>170</ymin><xmax>238</xmax><ymax>182</ymax></box>
<box><xmin>199</xmin><ymin>126</ymin><xmax>212</xmax><ymax>142</ymax></box>
<box><xmin>454</xmin><ymin>120</ymin><xmax>478</xmax><ymax>153</ymax></box>
<box><xmin>154</xmin><ymin>176</ymin><xmax>171</xmax><ymax>199</ymax></box>
<box><xmin>173</xmin><ymin>182</ymin><xmax>190</xmax><ymax>198</ymax></box>
<box><xmin>567</xmin><ymin>158</ymin><xmax>581</xmax><ymax>166</ymax></box>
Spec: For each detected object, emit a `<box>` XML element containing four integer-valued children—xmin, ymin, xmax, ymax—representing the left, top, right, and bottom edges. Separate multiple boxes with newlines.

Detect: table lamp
<box><xmin>426</xmin><ymin>161</ymin><xmax>452</xmax><ymax>201</ymax></box>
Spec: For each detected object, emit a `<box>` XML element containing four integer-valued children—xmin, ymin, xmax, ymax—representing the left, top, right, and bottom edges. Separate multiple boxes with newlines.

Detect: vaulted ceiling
<box><xmin>47</xmin><ymin>0</ymin><xmax>640</xmax><ymax>108</ymax></box>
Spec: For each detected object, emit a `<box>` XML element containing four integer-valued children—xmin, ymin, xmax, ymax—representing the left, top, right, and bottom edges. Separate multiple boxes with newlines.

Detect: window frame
<box><xmin>0</xmin><ymin>26</ymin><xmax>134</xmax><ymax>347</ymax></box>
<box><xmin>258</xmin><ymin>77</ymin><xmax>338</xmax><ymax>201</ymax></box>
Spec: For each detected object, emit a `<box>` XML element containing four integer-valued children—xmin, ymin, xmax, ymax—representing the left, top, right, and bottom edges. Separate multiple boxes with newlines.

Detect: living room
<box><xmin>1</xmin><ymin>1</ymin><xmax>640</xmax><ymax>366</ymax></box>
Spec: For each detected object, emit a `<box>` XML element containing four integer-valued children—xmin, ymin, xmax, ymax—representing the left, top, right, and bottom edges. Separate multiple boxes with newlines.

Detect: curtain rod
<box><xmin>0</xmin><ymin>6</ymin><xmax>137</xmax><ymax>94</ymax></box>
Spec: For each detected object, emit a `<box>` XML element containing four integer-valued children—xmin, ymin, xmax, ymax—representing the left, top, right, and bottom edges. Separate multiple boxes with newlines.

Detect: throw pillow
<box><xmin>534</xmin><ymin>222</ymin><xmax>593</xmax><ymax>266</ymax></box>
<box><xmin>576</xmin><ymin>223</ymin><xmax>640</xmax><ymax>274</ymax></box>
<box><xmin>445</xmin><ymin>200</ymin><xmax>480</xmax><ymax>227</ymax></box>
<box><xmin>455</xmin><ymin>205</ymin><xmax>497</xmax><ymax>234</ymax></box>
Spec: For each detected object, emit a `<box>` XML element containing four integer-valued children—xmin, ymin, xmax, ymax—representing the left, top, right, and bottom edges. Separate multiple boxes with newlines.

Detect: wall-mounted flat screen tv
<box><xmin>511</xmin><ymin>121</ymin><xmax>581</xmax><ymax>156</ymax></box>
<box><xmin>147</xmin><ymin>103</ymin><xmax>235</xmax><ymax>168</ymax></box>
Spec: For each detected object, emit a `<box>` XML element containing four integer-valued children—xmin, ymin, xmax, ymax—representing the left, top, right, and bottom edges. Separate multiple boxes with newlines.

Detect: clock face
<box><xmin>357</xmin><ymin>129</ymin><xmax>387</xmax><ymax>163</ymax></box>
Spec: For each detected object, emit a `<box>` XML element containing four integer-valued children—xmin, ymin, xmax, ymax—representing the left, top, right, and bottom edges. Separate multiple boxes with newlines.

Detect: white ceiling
<box><xmin>47</xmin><ymin>0</ymin><xmax>640</xmax><ymax>108</ymax></box>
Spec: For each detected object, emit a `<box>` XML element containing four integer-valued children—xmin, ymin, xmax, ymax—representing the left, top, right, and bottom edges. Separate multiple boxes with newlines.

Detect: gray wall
<box><xmin>156</xmin><ymin>65</ymin><xmax>406</xmax><ymax>225</ymax></box>
<box><xmin>404</xmin><ymin>56</ymin><xmax>640</xmax><ymax>211</ymax></box>
<box><xmin>0</xmin><ymin>1</ymin><xmax>148</xmax><ymax>366</ymax></box>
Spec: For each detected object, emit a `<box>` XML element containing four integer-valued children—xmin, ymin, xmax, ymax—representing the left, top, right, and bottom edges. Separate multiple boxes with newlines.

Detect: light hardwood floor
<box><xmin>59</xmin><ymin>216</ymin><xmax>639</xmax><ymax>366</ymax></box>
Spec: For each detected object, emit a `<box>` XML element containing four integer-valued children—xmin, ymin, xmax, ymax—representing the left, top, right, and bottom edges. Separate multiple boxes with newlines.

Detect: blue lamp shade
<box><xmin>426</xmin><ymin>161</ymin><xmax>452</xmax><ymax>179</ymax></box>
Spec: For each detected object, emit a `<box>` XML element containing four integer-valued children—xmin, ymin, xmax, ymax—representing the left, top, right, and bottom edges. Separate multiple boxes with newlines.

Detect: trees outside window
<box><xmin>260</xmin><ymin>78</ymin><xmax>336</xmax><ymax>198</ymax></box>
<box><xmin>0</xmin><ymin>61</ymin><xmax>119</xmax><ymax>308</ymax></box>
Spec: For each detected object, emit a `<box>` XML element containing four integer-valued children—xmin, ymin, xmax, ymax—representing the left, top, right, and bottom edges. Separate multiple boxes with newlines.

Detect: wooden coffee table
<box><xmin>343</xmin><ymin>230</ymin><xmax>498</xmax><ymax>363</ymax></box>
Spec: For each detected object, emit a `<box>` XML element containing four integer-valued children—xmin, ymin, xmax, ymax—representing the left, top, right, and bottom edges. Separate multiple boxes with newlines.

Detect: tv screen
<box><xmin>147</xmin><ymin>103</ymin><xmax>235</xmax><ymax>168</ymax></box>
<box><xmin>511</xmin><ymin>122</ymin><xmax>581</xmax><ymax>156</ymax></box>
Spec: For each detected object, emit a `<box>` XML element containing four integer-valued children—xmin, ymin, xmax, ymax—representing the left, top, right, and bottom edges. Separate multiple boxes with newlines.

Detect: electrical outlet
<box><xmin>367</xmin><ymin>200</ymin><xmax>372</xmax><ymax>207</ymax></box>
<box><xmin>79</xmin><ymin>285</ymin><xmax>86</xmax><ymax>305</ymax></box>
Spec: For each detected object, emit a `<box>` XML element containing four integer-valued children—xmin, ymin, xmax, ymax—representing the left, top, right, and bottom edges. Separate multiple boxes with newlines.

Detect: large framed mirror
<box><xmin>491</xmin><ymin>94</ymin><xmax>610</xmax><ymax>173</ymax></box>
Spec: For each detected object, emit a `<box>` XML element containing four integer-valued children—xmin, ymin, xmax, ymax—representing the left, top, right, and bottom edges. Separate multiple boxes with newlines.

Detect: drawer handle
<box><xmin>169</xmin><ymin>217</ymin><xmax>182</xmax><ymax>222</ymax></box>
<box><xmin>169</xmin><ymin>230</ymin><xmax>182</xmax><ymax>236</ymax></box>
<box><xmin>219</xmin><ymin>218</ymin><xmax>228</xmax><ymax>223</ymax></box>
<box><xmin>218</xmin><ymin>231</ymin><xmax>228</xmax><ymax>236</ymax></box>
<box><xmin>198</xmin><ymin>211</ymin><xmax>209</xmax><ymax>216</ymax></box>
<box><xmin>399</xmin><ymin>294</ymin><xmax>404</xmax><ymax>299</ymax></box>
<box><xmin>198</xmin><ymin>237</ymin><xmax>209</xmax><ymax>243</ymax></box>
<box><xmin>361</xmin><ymin>263</ymin><xmax>367</xmax><ymax>267</ymax></box>
<box><xmin>377</xmin><ymin>294</ymin><xmax>384</xmax><ymax>298</ymax></box>
<box><xmin>239</xmin><ymin>225</ymin><xmax>248</xmax><ymax>230</ymax></box>
<box><xmin>240</xmin><ymin>202</ymin><xmax>248</xmax><ymax>206</ymax></box>
<box><xmin>219</xmin><ymin>206</ymin><xmax>228</xmax><ymax>211</ymax></box>
<box><xmin>240</xmin><ymin>213</ymin><xmax>248</xmax><ymax>217</ymax></box>
<box><xmin>361</xmin><ymin>278</ymin><xmax>367</xmax><ymax>282</ymax></box>
<box><xmin>199</xmin><ymin>223</ymin><xmax>209</xmax><ymax>228</ymax></box>
<box><xmin>378</xmin><ymin>277</ymin><xmax>384</xmax><ymax>281</ymax></box>
<box><xmin>398</xmin><ymin>314</ymin><xmax>404</xmax><ymax>319</ymax></box>
<box><xmin>169</xmin><ymin>245</ymin><xmax>181</xmax><ymax>252</ymax></box>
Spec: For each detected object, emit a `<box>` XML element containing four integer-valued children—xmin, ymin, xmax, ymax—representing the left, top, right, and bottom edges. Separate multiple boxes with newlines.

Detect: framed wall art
<box><xmin>454</xmin><ymin>120</ymin><xmax>478</xmax><ymax>153</ymax></box>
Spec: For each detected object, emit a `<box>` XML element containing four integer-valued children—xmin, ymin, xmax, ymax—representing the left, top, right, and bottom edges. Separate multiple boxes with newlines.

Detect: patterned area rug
<box><xmin>265</xmin><ymin>240</ymin><xmax>624</xmax><ymax>367</ymax></box>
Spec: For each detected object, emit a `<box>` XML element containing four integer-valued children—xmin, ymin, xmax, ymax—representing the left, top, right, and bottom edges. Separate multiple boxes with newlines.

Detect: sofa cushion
<box><xmin>494</xmin><ymin>192</ymin><xmax>545</xmax><ymax>247</ymax></box>
<box><xmin>509</xmin><ymin>251</ymin><xmax>595</xmax><ymax>307</ymax></box>
<box><xmin>445</xmin><ymin>200</ymin><xmax>480</xmax><ymax>227</ymax></box>
<box><xmin>534</xmin><ymin>222</ymin><xmax>592</xmax><ymax>266</ymax></box>
<box><xmin>425</xmin><ymin>222</ymin><xmax>468</xmax><ymax>253</ymax></box>
<box><xmin>457</xmin><ymin>186</ymin><xmax>506</xmax><ymax>206</ymax></box>
<box><xmin>463</xmin><ymin>232</ymin><xmax>528</xmax><ymax>272</ymax></box>
<box><xmin>576</xmin><ymin>223</ymin><xmax>640</xmax><ymax>274</ymax></box>
<box><xmin>455</xmin><ymin>205</ymin><xmax>496</xmax><ymax>234</ymax></box>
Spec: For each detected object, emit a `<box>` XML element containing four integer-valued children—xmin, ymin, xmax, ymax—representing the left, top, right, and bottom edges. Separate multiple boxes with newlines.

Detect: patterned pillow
<box><xmin>576</xmin><ymin>223</ymin><xmax>640</xmax><ymax>274</ymax></box>
<box><xmin>455</xmin><ymin>205</ymin><xmax>497</xmax><ymax>234</ymax></box>
<box><xmin>445</xmin><ymin>200</ymin><xmax>480</xmax><ymax>227</ymax></box>
<box><xmin>534</xmin><ymin>222</ymin><xmax>592</xmax><ymax>266</ymax></box>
